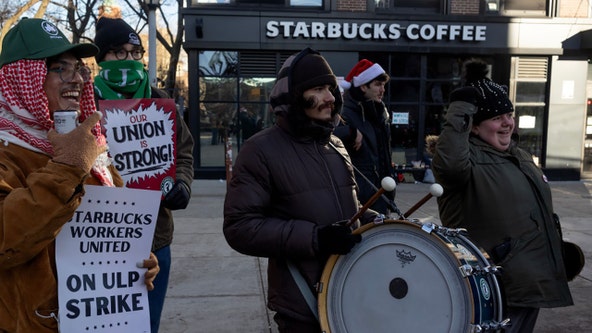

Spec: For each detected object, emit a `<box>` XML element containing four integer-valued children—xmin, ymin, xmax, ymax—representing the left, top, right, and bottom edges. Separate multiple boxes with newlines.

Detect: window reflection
<box><xmin>198</xmin><ymin>50</ymin><xmax>278</xmax><ymax>168</ymax></box>
<box><xmin>290</xmin><ymin>0</ymin><xmax>322</xmax><ymax>6</ymax></box>
<box><xmin>515</xmin><ymin>105</ymin><xmax>544</xmax><ymax>160</ymax></box>
<box><xmin>195</xmin><ymin>0</ymin><xmax>322</xmax><ymax>5</ymax></box>
<box><xmin>199</xmin><ymin>51</ymin><xmax>238</xmax><ymax>76</ymax></box>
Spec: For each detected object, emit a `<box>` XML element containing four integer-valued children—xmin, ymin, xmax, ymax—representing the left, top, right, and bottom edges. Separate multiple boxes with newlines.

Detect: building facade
<box><xmin>182</xmin><ymin>0</ymin><xmax>592</xmax><ymax>180</ymax></box>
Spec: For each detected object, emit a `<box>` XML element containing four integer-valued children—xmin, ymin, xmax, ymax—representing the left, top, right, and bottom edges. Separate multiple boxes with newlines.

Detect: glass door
<box><xmin>583</xmin><ymin>99</ymin><xmax>592</xmax><ymax>178</ymax></box>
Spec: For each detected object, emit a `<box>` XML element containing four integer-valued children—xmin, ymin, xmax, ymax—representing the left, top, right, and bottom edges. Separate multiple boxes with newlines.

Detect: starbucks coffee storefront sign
<box><xmin>266</xmin><ymin>21</ymin><xmax>487</xmax><ymax>42</ymax></box>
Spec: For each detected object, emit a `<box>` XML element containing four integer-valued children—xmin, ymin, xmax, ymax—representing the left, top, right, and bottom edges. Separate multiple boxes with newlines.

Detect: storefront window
<box><xmin>199</xmin><ymin>51</ymin><xmax>238</xmax><ymax>167</ymax></box>
<box><xmin>193</xmin><ymin>0</ymin><xmax>321</xmax><ymax>5</ymax></box>
<box><xmin>515</xmin><ymin>81</ymin><xmax>546</xmax><ymax>103</ymax></box>
<box><xmin>199</xmin><ymin>51</ymin><xmax>238</xmax><ymax>76</ymax></box>
<box><xmin>391</xmin><ymin>79</ymin><xmax>420</xmax><ymax>103</ymax></box>
<box><xmin>290</xmin><ymin>0</ymin><xmax>322</xmax><ymax>6</ymax></box>
<box><xmin>584</xmin><ymin>99</ymin><xmax>592</xmax><ymax>173</ymax></box>
<box><xmin>500</xmin><ymin>0</ymin><xmax>548</xmax><ymax>16</ymax></box>
<box><xmin>199</xmin><ymin>50</ymin><xmax>278</xmax><ymax>168</ymax></box>
<box><xmin>515</xmin><ymin>105</ymin><xmax>545</xmax><ymax>163</ymax></box>
<box><xmin>391</xmin><ymin>54</ymin><xmax>420</xmax><ymax>77</ymax></box>
<box><xmin>376</xmin><ymin>0</ymin><xmax>442</xmax><ymax>13</ymax></box>
<box><xmin>511</xmin><ymin>56</ymin><xmax>548</xmax><ymax>164</ymax></box>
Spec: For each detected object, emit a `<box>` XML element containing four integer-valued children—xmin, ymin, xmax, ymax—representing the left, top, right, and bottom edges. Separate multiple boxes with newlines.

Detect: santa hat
<box><xmin>339</xmin><ymin>59</ymin><xmax>386</xmax><ymax>90</ymax></box>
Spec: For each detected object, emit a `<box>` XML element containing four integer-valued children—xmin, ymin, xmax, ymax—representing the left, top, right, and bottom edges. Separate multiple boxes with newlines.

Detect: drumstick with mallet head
<box><xmin>402</xmin><ymin>183</ymin><xmax>444</xmax><ymax>219</ymax></box>
<box><xmin>347</xmin><ymin>177</ymin><xmax>397</xmax><ymax>227</ymax></box>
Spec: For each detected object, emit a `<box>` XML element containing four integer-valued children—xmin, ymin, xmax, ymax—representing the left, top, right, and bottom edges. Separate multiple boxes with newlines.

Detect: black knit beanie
<box><xmin>94</xmin><ymin>16</ymin><xmax>142</xmax><ymax>63</ymax></box>
<box><xmin>463</xmin><ymin>59</ymin><xmax>514</xmax><ymax>124</ymax></box>
<box><xmin>291</xmin><ymin>52</ymin><xmax>336</xmax><ymax>95</ymax></box>
<box><xmin>269</xmin><ymin>48</ymin><xmax>338</xmax><ymax>114</ymax></box>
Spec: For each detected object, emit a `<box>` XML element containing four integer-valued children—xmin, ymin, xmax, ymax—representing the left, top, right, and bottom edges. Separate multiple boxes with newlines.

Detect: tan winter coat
<box><xmin>0</xmin><ymin>143</ymin><xmax>123</xmax><ymax>333</ymax></box>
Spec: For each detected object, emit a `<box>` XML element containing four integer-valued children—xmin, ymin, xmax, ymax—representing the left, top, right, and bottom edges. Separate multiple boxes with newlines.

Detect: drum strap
<box><xmin>286</xmin><ymin>260</ymin><xmax>319</xmax><ymax>320</ymax></box>
<box><xmin>328</xmin><ymin>142</ymin><xmax>404</xmax><ymax>217</ymax></box>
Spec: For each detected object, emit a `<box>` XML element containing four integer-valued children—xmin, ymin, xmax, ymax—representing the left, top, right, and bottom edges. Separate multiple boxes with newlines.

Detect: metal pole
<box><xmin>148</xmin><ymin>6</ymin><xmax>157</xmax><ymax>87</ymax></box>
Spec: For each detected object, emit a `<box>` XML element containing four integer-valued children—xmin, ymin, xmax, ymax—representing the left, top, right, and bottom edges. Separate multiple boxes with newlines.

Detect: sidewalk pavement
<box><xmin>160</xmin><ymin>179</ymin><xmax>592</xmax><ymax>333</ymax></box>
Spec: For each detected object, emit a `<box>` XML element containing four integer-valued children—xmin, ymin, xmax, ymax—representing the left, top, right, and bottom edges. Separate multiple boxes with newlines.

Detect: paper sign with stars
<box><xmin>55</xmin><ymin>185</ymin><xmax>161</xmax><ymax>333</ymax></box>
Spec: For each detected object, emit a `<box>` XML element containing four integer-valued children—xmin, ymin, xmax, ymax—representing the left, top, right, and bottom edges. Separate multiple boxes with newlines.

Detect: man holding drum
<box><xmin>432</xmin><ymin>59</ymin><xmax>573</xmax><ymax>333</ymax></box>
<box><xmin>224</xmin><ymin>48</ymin><xmax>379</xmax><ymax>332</ymax></box>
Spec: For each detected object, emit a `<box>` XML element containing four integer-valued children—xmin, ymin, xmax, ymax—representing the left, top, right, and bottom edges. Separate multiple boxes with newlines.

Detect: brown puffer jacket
<box><xmin>224</xmin><ymin>116</ymin><xmax>376</xmax><ymax>323</ymax></box>
<box><xmin>0</xmin><ymin>143</ymin><xmax>123</xmax><ymax>333</ymax></box>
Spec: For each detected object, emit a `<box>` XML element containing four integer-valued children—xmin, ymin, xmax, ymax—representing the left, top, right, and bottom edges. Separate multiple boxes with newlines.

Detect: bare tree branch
<box><xmin>0</xmin><ymin>0</ymin><xmax>51</xmax><ymax>49</ymax></box>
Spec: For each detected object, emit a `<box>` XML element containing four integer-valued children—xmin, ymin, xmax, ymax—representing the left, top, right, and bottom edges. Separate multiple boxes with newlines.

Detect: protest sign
<box><xmin>55</xmin><ymin>185</ymin><xmax>161</xmax><ymax>333</ymax></box>
<box><xmin>99</xmin><ymin>99</ymin><xmax>177</xmax><ymax>197</ymax></box>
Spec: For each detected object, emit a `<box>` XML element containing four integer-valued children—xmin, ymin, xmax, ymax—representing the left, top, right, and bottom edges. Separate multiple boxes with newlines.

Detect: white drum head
<box><xmin>319</xmin><ymin>222</ymin><xmax>473</xmax><ymax>333</ymax></box>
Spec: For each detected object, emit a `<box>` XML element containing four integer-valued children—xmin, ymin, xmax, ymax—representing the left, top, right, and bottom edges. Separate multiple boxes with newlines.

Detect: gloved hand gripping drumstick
<box><xmin>402</xmin><ymin>183</ymin><xmax>444</xmax><ymax>219</ymax></box>
<box><xmin>347</xmin><ymin>177</ymin><xmax>397</xmax><ymax>227</ymax></box>
<box><xmin>316</xmin><ymin>177</ymin><xmax>396</xmax><ymax>256</ymax></box>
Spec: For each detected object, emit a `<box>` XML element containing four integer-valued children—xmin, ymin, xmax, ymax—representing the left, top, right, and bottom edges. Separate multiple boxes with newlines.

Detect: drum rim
<box><xmin>317</xmin><ymin>219</ymin><xmax>502</xmax><ymax>332</ymax></box>
<box><xmin>318</xmin><ymin>220</ymin><xmax>421</xmax><ymax>332</ymax></box>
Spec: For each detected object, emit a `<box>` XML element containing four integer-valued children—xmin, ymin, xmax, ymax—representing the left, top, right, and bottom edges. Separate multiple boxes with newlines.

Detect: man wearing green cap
<box><xmin>0</xmin><ymin>18</ymin><xmax>160</xmax><ymax>332</ymax></box>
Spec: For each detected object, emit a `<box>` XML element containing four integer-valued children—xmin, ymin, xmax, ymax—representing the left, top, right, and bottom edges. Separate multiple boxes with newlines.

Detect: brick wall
<box><xmin>450</xmin><ymin>0</ymin><xmax>480</xmax><ymax>15</ymax></box>
<box><xmin>337</xmin><ymin>0</ymin><xmax>366</xmax><ymax>12</ymax></box>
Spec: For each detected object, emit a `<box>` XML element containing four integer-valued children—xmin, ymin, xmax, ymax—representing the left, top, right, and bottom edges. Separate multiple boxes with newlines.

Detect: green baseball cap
<box><xmin>0</xmin><ymin>18</ymin><xmax>99</xmax><ymax>68</ymax></box>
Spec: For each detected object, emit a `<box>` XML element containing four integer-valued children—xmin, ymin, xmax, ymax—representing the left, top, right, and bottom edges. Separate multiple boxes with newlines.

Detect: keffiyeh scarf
<box><xmin>0</xmin><ymin>59</ymin><xmax>114</xmax><ymax>186</ymax></box>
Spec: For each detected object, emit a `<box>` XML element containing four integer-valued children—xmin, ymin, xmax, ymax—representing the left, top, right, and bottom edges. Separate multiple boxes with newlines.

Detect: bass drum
<box><xmin>318</xmin><ymin>219</ymin><xmax>504</xmax><ymax>333</ymax></box>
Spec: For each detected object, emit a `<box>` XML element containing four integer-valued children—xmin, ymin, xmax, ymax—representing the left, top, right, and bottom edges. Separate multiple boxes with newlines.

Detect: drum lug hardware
<box><xmin>316</xmin><ymin>282</ymin><xmax>323</xmax><ymax>293</ymax></box>
<box><xmin>373</xmin><ymin>214</ymin><xmax>386</xmax><ymax>225</ymax></box>
<box><xmin>456</xmin><ymin>227</ymin><xmax>469</xmax><ymax>235</ymax></box>
<box><xmin>460</xmin><ymin>264</ymin><xmax>496</xmax><ymax>277</ymax></box>
<box><xmin>483</xmin><ymin>265</ymin><xmax>502</xmax><ymax>275</ymax></box>
<box><xmin>421</xmin><ymin>223</ymin><xmax>468</xmax><ymax>238</ymax></box>
<box><xmin>459</xmin><ymin>264</ymin><xmax>474</xmax><ymax>277</ymax></box>
<box><xmin>421</xmin><ymin>223</ymin><xmax>435</xmax><ymax>234</ymax></box>
<box><xmin>471</xmin><ymin>318</ymin><xmax>511</xmax><ymax>332</ymax></box>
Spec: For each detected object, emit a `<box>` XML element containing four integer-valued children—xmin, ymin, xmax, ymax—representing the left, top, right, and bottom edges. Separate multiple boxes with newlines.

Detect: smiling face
<box><xmin>44</xmin><ymin>52</ymin><xmax>85</xmax><ymax>116</ymax></box>
<box><xmin>471</xmin><ymin>112</ymin><xmax>515</xmax><ymax>151</ymax></box>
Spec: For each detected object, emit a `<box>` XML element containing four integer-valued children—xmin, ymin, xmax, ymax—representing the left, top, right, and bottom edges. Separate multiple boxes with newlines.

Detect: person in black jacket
<box><xmin>224</xmin><ymin>48</ymin><xmax>379</xmax><ymax>333</ymax></box>
<box><xmin>334</xmin><ymin>59</ymin><xmax>394</xmax><ymax>215</ymax></box>
<box><xmin>92</xmin><ymin>4</ymin><xmax>194</xmax><ymax>332</ymax></box>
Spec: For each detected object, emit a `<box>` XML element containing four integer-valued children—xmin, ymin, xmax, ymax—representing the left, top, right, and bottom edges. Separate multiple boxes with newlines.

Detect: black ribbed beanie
<box><xmin>94</xmin><ymin>16</ymin><xmax>142</xmax><ymax>63</ymax></box>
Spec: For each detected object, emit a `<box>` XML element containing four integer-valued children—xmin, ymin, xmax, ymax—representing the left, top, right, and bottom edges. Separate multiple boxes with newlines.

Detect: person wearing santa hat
<box><xmin>334</xmin><ymin>59</ymin><xmax>394</xmax><ymax>216</ymax></box>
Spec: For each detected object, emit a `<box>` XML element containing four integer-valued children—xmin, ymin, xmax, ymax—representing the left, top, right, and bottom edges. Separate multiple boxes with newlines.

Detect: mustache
<box><xmin>319</xmin><ymin>102</ymin><xmax>335</xmax><ymax>111</ymax></box>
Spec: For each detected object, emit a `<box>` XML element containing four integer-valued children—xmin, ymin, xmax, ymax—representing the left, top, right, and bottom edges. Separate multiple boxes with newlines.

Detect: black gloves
<box><xmin>449</xmin><ymin>86</ymin><xmax>480</xmax><ymax>105</ymax></box>
<box><xmin>317</xmin><ymin>224</ymin><xmax>362</xmax><ymax>255</ymax></box>
<box><xmin>163</xmin><ymin>180</ymin><xmax>191</xmax><ymax>210</ymax></box>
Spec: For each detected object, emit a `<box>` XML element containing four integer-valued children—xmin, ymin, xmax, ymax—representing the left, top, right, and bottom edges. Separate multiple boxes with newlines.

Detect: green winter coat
<box><xmin>432</xmin><ymin>100</ymin><xmax>573</xmax><ymax>308</ymax></box>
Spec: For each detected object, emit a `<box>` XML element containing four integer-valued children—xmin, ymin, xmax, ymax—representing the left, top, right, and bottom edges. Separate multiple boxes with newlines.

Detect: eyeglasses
<box><xmin>108</xmin><ymin>48</ymin><xmax>145</xmax><ymax>60</ymax></box>
<box><xmin>47</xmin><ymin>64</ymin><xmax>91</xmax><ymax>83</ymax></box>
